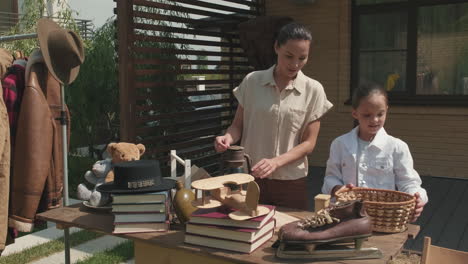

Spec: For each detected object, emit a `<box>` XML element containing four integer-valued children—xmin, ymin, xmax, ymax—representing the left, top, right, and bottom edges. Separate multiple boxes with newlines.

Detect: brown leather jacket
<box><xmin>0</xmin><ymin>82</ymin><xmax>11</xmax><ymax>251</ymax></box>
<box><xmin>8</xmin><ymin>50</ymin><xmax>69</xmax><ymax>232</ymax></box>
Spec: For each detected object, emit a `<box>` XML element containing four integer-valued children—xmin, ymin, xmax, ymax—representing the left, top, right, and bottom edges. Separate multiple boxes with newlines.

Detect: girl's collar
<box><xmin>349</xmin><ymin>126</ymin><xmax>388</xmax><ymax>151</ymax></box>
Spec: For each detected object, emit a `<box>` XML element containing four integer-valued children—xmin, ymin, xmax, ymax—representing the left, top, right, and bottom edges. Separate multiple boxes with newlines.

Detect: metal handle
<box><xmin>244</xmin><ymin>153</ymin><xmax>252</xmax><ymax>174</ymax></box>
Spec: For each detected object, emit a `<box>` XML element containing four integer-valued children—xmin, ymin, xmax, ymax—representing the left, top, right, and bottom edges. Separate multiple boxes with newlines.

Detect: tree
<box><xmin>66</xmin><ymin>19</ymin><xmax>119</xmax><ymax>157</ymax></box>
<box><xmin>0</xmin><ymin>0</ymin><xmax>79</xmax><ymax>56</ymax></box>
<box><xmin>197</xmin><ymin>54</ymin><xmax>208</xmax><ymax>70</ymax></box>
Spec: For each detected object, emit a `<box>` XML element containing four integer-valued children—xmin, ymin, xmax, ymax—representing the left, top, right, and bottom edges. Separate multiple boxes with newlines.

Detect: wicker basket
<box><xmin>335</xmin><ymin>187</ymin><xmax>416</xmax><ymax>233</ymax></box>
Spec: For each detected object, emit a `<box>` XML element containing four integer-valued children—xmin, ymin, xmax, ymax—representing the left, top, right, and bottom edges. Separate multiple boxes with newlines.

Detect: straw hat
<box><xmin>36</xmin><ymin>18</ymin><xmax>84</xmax><ymax>84</ymax></box>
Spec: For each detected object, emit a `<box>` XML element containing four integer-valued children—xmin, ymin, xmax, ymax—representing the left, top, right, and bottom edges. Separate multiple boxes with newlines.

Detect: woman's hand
<box><xmin>411</xmin><ymin>192</ymin><xmax>425</xmax><ymax>223</ymax></box>
<box><xmin>251</xmin><ymin>158</ymin><xmax>279</xmax><ymax>179</ymax></box>
<box><xmin>214</xmin><ymin>135</ymin><xmax>233</xmax><ymax>153</ymax></box>
<box><xmin>214</xmin><ymin>106</ymin><xmax>243</xmax><ymax>153</ymax></box>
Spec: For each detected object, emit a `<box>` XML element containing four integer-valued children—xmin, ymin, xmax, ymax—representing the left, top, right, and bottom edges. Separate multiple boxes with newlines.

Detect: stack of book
<box><xmin>184</xmin><ymin>205</ymin><xmax>276</xmax><ymax>253</ymax></box>
<box><xmin>111</xmin><ymin>191</ymin><xmax>170</xmax><ymax>234</ymax></box>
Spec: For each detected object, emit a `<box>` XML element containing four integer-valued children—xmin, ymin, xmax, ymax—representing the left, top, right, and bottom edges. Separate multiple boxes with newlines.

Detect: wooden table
<box><xmin>37</xmin><ymin>203</ymin><xmax>419</xmax><ymax>264</ymax></box>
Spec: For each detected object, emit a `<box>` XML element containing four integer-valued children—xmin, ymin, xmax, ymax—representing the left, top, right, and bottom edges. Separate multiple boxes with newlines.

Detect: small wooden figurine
<box><xmin>314</xmin><ymin>194</ymin><xmax>331</xmax><ymax>212</ymax></box>
<box><xmin>191</xmin><ymin>173</ymin><xmax>270</xmax><ymax>220</ymax></box>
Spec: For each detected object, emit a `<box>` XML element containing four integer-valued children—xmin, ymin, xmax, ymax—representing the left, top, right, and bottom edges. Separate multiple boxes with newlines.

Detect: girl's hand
<box><xmin>331</xmin><ymin>183</ymin><xmax>355</xmax><ymax>197</ymax></box>
<box><xmin>251</xmin><ymin>158</ymin><xmax>279</xmax><ymax>179</ymax></box>
<box><xmin>214</xmin><ymin>135</ymin><xmax>232</xmax><ymax>153</ymax></box>
<box><xmin>411</xmin><ymin>192</ymin><xmax>425</xmax><ymax>222</ymax></box>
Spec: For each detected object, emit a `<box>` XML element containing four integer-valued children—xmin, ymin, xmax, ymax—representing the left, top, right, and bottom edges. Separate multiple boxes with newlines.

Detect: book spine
<box><xmin>112</xmin><ymin>211</ymin><xmax>165</xmax><ymax>214</ymax></box>
<box><xmin>188</xmin><ymin>205</ymin><xmax>276</xmax><ymax>229</ymax></box>
<box><xmin>114</xmin><ymin>221</ymin><xmax>170</xmax><ymax>226</ymax></box>
<box><xmin>112</xmin><ymin>210</ymin><xmax>165</xmax><ymax>214</ymax></box>
<box><xmin>112</xmin><ymin>197</ymin><xmax>166</xmax><ymax>204</ymax></box>
<box><xmin>112</xmin><ymin>229</ymin><xmax>169</xmax><ymax>234</ymax></box>
<box><xmin>184</xmin><ymin>230</ymin><xmax>274</xmax><ymax>254</ymax></box>
<box><xmin>185</xmin><ymin>232</ymin><xmax>253</xmax><ymax>244</ymax></box>
<box><xmin>114</xmin><ymin>220</ymin><xmax>166</xmax><ymax>226</ymax></box>
<box><xmin>112</xmin><ymin>191</ymin><xmax>169</xmax><ymax>204</ymax></box>
<box><xmin>188</xmin><ymin>218</ymin><xmax>259</xmax><ymax>229</ymax></box>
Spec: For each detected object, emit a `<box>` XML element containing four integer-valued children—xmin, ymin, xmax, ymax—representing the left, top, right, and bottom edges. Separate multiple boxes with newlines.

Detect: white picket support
<box><xmin>169</xmin><ymin>150</ymin><xmax>192</xmax><ymax>187</ymax></box>
<box><xmin>170</xmin><ymin>150</ymin><xmax>177</xmax><ymax>179</ymax></box>
<box><xmin>184</xmin><ymin>159</ymin><xmax>191</xmax><ymax>189</ymax></box>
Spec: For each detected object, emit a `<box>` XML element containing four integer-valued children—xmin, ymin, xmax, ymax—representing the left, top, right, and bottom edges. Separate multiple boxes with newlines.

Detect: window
<box><xmin>352</xmin><ymin>0</ymin><xmax>468</xmax><ymax>105</ymax></box>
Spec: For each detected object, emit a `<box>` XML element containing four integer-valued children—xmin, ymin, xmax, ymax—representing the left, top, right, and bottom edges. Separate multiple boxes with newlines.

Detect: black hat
<box><xmin>97</xmin><ymin>160</ymin><xmax>176</xmax><ymax>194</ymax></box>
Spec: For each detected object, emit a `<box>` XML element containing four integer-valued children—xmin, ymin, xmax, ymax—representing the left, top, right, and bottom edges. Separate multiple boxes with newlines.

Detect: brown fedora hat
<box><xmin>37</xmin><ymin>18</ymin><xmax>84</xmax><ymax>84</ymax></box>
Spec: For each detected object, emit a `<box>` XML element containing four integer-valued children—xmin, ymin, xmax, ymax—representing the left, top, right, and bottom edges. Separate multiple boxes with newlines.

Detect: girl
<box><xmin>321</xmin><ymin>82</ymin><xmax>427</xmax><ymax>222</ymax></box>
<box><xmin>214</xmin><ymin>23</ymin><xmax>333</xmax><ymax>210</ymax></box>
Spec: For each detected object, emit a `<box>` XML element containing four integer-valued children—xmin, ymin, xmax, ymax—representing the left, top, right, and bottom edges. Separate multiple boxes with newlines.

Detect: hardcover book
<box><xmin>114</xmin><ymin>212</ymin><xmax>167</xmax><ymax>223</ymax></box>
<box><xmin>111</xmin><ymin>191</ymin><xmax>168</xmax><ymax>204</ymax></box>
<box><xmin>112</xmin><ymin>203</ymin><xmax>166</xmax><ymax>213</ymax></box>
<box><xmin>185</xmin><ymin>219</ymin><xmax>275</xmax><ymax>243</ymax></box>
<box><xmin>184</xmin><ymin>229</ymin><xmax>274</xmax><ymax>253</ymax></box>
<box><xmin>189</xmin><ymin>205</ymin><xmax>275</xmax><ymax>229</ymax></box>
<box><xmin>113</xmin><ymin>222</ymin><xmax>169</xmax><ymax>234</ymax></box>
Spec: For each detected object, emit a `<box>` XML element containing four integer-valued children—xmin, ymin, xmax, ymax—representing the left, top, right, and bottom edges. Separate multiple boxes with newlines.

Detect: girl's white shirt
<box><xmin>322</xmin><ymin>126</ymin><xmax>428</xmax><ymax>203</ymax></box>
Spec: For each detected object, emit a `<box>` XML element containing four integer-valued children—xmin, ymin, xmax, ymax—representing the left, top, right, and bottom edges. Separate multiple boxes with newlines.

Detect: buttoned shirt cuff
<box><xmin>414</xmin><ymin>188</ymin><xmax>428</xmax><ymax>204</ymax></box>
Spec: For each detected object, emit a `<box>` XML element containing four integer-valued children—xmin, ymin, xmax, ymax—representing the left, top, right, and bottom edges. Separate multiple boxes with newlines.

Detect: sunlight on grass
<box><xmin>75</xmin><ymin>241</ymin><xmax>134</xmax><ymax>264</ymax></box>
<box><xmin>0</xmin><ymin>230</ymin><xmax>103</xmax><ymax>264</ymax></box>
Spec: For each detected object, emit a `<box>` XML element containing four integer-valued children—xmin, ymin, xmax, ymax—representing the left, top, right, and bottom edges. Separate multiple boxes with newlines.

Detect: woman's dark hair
<box><xmin>351</xmin><ymin>81</ymin><xmax>388</xmax><ymax>109</ymax></box>
<box><xmin>276</xmin><ymin>22</ymin><xmax>312</xmax><ymax>47</ymax></box>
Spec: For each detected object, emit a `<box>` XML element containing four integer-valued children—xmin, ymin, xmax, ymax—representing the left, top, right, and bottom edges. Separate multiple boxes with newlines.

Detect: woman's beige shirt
<box><xmin>233</xmin><ymin>65</ymin><xmax>333</xmax><ymax>180</ymax></box>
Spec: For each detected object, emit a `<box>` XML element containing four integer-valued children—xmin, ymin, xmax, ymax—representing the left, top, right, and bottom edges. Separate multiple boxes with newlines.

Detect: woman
<box><xmin>214</xmin><ymin>22</ymin><xmax>332</xmax><ymax>210</ymax></box>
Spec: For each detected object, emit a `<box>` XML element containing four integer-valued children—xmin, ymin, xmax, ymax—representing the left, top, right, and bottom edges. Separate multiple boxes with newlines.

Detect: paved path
<box><xmin>29</xmin><ymin>235</ymin><xmax>127</xmax><ymax>264</ymax></box>
<box><xmin>2</xmin><ymin>199</ymin><xmax>135</xmax><ymax>263</ymax></box>
<box><xmin>1</xmin><ymin>226</ymin><xmax>82</xmax><ymax>256</ymax></box>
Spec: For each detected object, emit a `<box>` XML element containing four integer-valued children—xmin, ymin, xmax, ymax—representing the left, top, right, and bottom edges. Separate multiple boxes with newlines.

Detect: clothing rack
<box><xmin>0</xmin><ymin>33</ymin><xmax>37</xmax><ymax>43</ymax></box>
<box><xmin>0</xmin><ymin>32</ymin><xmax>72</xmax><ymax>264</ymax></box>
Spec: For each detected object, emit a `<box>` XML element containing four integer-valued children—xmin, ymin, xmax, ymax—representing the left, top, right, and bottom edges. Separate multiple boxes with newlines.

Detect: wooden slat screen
<box><xmin>115</xmin><ymin>0</ymin><xmax>264</xmax><ymax>176</ymax></box>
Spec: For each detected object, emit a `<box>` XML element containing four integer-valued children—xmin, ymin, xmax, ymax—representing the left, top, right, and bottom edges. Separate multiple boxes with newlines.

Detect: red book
<box><xmin>186</xmin><ymin>219</ymin><xmax>275</xmax><ymax>243</ymax></box>
<box><xmin>184</xmin><ymin>229</ymin><xmax>274</xmax><ymax>254</ymax></box>
<box><xmin>189</xmin><ymin>205</ymin><xmax>275</xmax><ymax>229</ymax></box>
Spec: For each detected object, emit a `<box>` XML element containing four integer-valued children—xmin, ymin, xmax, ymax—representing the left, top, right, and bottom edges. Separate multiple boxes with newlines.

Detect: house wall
<box><xmin>265</xmin><ymin>0</ymin><xmax>468</xmax><ymax>179</ymax></box>
<box><xmin>0</xmin><ymin>2</ymin><xmax>12</xmax><ymax>12</ymax></box>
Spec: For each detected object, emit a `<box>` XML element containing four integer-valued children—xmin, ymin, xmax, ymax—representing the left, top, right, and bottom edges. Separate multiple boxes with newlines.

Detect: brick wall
<box><xmin>266</xmin><ymin>0</ymin><xmax>468</xmax><ymax>179</ymax></box>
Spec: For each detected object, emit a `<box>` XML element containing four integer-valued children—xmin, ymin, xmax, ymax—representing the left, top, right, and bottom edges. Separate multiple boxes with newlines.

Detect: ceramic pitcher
<box><xmin>221</xmin><ymin>145</ymin><xmax>252</xmax><ymax>174</ymax></box>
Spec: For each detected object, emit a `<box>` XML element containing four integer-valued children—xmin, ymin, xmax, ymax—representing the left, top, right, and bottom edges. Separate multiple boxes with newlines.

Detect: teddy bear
<box><xmin>77</xmin><ymin>142</ymin><xmax>145</xmax><ymax>207</ymax></box>
<box><xmin>77</xmin><ymin>159</ymin><xmax>113</xmax><ymax>207</ymax></box>
<box><xmin>105</xmin><ymin>142</ymin><xmax>146</xmax><ymax>182</ymax></box>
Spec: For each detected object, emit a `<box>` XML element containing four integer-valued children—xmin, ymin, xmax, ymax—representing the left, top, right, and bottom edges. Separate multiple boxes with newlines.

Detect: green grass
<box><xmin>0</xmin><ymin>230</ymin><xmax>103</xmax><ymax>264</ymax></box>
<box><xmin>76</xmin><ymin>241</ymin><xmax>134</xmax><ymax>264</ymax></box>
